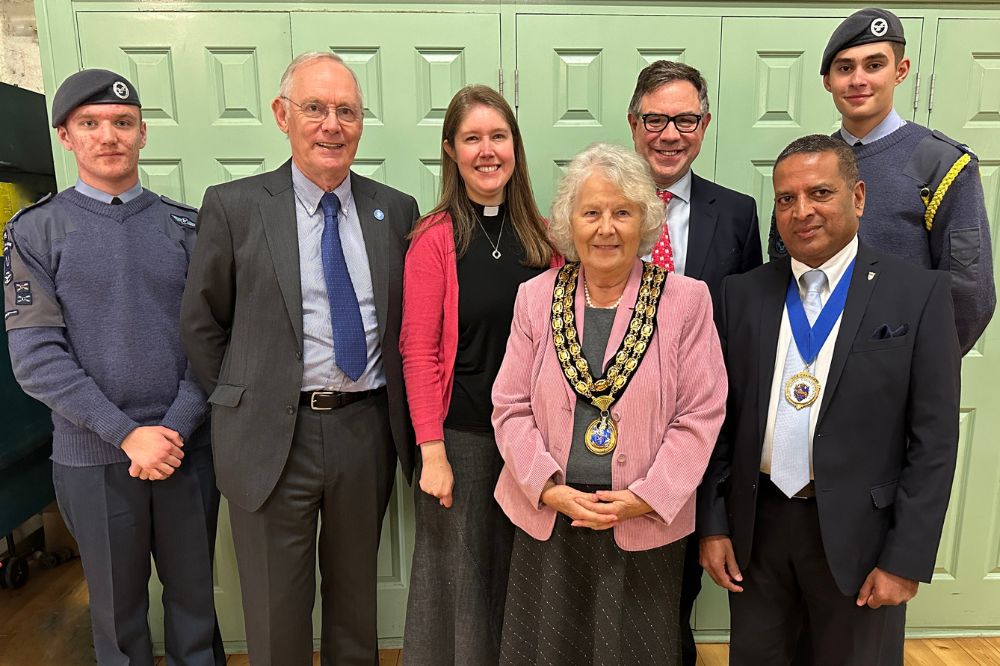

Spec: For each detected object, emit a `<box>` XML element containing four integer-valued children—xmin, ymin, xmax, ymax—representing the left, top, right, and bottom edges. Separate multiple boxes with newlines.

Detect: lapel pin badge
<box><xmin>373</xmin><ymin>208</ymin><xmax>385</xmax><ymax>221</ymax></box>
<box><xmin>868</xmin><ymin>271</ymin><xmax>876</xmax><ymax>281</ymax></box>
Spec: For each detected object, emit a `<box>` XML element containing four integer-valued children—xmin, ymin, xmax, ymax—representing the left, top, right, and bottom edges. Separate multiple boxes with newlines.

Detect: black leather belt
<box><xmin>761</xmin><ymin>473</ymin><xmax>816</xmax><ymax>500</ymax></box>
<box><xmin>299</xmin><ymin>386</ymin><xmax>385</xmax><ymax>411</ymax></box>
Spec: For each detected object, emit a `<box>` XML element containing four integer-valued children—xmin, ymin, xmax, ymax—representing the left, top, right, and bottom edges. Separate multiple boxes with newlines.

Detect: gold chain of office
<box><xmin>550</xmin><ymin>261</ymin><xmax>666</xmax><ymax>454</ymax></box>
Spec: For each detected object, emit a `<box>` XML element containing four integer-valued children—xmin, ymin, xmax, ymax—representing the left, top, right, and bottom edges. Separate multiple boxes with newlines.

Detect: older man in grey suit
<box><xmin>181</xmin><ymin>52</ymin><xmax>418</xmax><ymax>665</ymax></box>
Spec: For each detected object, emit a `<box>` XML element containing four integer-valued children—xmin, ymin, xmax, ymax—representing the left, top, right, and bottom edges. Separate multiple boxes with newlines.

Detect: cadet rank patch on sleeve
<box><xmin>3</xmin><ymin>225</ymin><xmax>66</xmax><ymax>331</ymax></box>
<box><xmin>14</xmin><ymin>281</ymin><xmax>32</xmax><ymax>305</ymax></box>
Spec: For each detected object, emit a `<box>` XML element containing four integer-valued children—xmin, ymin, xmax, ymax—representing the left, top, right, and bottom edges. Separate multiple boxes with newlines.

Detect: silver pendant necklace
<box><xmin>477</xmin><ymin>208</ymin><xmax>505</xmax><ymax>260</ymax></box>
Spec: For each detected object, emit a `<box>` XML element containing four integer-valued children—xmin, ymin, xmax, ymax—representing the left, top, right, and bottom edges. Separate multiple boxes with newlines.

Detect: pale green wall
<box><xmin>34</xmin><ymin>0</ymin><xmax>1000</xmax><ymax>650</ymax></box>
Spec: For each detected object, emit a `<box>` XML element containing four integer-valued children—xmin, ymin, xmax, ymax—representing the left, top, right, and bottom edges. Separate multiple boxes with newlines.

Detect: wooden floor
<box><xmin>2</xmin><ymin>559</ymin><xmax>999</xmax><ymax>665</ymax></box>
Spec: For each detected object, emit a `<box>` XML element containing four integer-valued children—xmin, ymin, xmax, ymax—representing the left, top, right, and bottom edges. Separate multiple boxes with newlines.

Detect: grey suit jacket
<box><xmin>181</xmin><ymin>160</ymin><xmax>418</xmax><ymax>512</ymax></box>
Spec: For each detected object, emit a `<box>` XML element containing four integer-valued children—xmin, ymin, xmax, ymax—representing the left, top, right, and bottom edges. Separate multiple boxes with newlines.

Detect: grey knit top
<box><xmin>3</xmin><ymin>187</ymin><xmax>209</xmax><ymax>466</ymax></box>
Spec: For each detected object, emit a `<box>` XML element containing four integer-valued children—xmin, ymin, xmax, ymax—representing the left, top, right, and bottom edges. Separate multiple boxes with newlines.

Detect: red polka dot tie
<box><xmin>651</xmin><ymin>189</ymin><xmax>675</xmax><ymax>272</ymax></box>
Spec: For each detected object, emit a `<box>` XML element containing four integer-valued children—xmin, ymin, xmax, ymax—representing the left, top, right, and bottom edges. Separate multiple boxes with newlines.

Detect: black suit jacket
<box><xmin>684</xmin><ymin>173</ymin><xmax>762</xmax><ymax>300</ymax></box>
<box><xmin>181</xmin><ymin>160</ymin><xmax>418</xmax><ymax>512</ymax></box>
<box><xmin>698</xmin><ymin>243</ymin><xmax>961</xmax><ymax>594</ymax></box>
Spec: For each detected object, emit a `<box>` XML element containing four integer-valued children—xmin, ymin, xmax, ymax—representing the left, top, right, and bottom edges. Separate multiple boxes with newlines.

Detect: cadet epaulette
<box><xmin>6</xmin><ymin>192</ymin><xmax>54</xmax><ymax>227</ymax></box>
<box><xmin>907</xmin><ymin>131</ymin><xmax>977</xmax><ymax>232</ymax></box>
<box><xmin>160</xmin><ymin>195</ymin><xmax>198</xmax><ymax>214</ymax></box>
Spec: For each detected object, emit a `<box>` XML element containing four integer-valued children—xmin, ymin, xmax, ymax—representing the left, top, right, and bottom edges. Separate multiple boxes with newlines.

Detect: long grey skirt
<box><xmin>500</xmin><ymin>489</ymin><xmax>686</xmax><ymax>666</ymax></box>
<box><xmin>403</xmin><ymin>427</ymin><xmax>514</xmax><ymax>666</ymax></box>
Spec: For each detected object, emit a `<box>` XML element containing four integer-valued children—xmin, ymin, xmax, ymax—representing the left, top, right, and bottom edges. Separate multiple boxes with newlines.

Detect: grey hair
<box><xmin>278</xmin><ymin>51</ymin><xmax>364</xmax><ymax>107</ymax></box>
<box><xmin>549</xmin><ymin>143</ymin><xmax>665</xmax><ymax>262</ymax></box>
<box><xmin>627</xmin><ymin>60</ymin><xmax>710</xmax><ymax>117</ymax></box>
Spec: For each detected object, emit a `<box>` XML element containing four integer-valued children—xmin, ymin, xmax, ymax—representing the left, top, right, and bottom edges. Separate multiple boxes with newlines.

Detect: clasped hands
<box><xmin>699</xmin><ymin>535</ymin><xmax>918</xmax><ymax>607</ymax></box>
<box><xmin>541</xmin><ymin>481</ymin><xmax>651</xmax><ymax>529</ymax></box>
<box><xmin>121</xmin><ymin>426</ymin><xmax>185</xmax><ymax>481</ymax></box>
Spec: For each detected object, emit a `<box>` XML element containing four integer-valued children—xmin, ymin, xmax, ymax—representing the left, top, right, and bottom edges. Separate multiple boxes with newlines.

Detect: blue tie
<box><xmin>771</xmin><ymin>269</ymin><xmax>827</xmax><ymax>497</ymax></box>
<box><xmin>319</xmin><ymin>192</ymin><xmax>367</xmax><ymax>381</ymax></box>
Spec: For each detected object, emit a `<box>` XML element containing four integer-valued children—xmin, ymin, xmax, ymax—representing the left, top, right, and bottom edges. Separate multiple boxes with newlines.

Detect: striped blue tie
<box><xmin>319</xmin><ymin>192</ymin><xmax>366</xmax><ymax>381</ymax></box>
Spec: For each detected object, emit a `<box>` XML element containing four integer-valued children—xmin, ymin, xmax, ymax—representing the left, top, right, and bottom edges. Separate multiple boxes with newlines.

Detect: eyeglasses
<box><xmin>280</xmin><ymin>96</ymin><xmax>361</xmax><ymax>124</ymax></box>
<box><xmin>639</xmin><ymin>113</ymin><xmax>703</xmax><ymax>134</ymax></box>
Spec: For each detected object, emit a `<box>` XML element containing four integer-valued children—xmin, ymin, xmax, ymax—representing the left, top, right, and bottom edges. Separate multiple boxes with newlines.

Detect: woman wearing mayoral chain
<box><xmin>399</xmin><ymin>85</ymin><xmax>560</xmax><ymax>665</ymax></box>
<box><xmin>491</xmin><ymin>143</ymin><xmax>728</xmax><ymax>665</ymax></box>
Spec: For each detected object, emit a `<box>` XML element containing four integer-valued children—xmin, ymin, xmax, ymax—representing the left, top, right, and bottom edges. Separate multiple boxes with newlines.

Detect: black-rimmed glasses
<box><xmin>639</xmin><ymin>113</ymin><xmax>703</xmax><ymax>133</ymax></box>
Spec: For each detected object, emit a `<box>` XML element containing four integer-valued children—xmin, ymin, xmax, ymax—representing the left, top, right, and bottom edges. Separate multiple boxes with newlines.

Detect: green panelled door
<box><xmin>515</xmin><ymin>14</ymin><xmax>721</xmax><ymax>215</ymax></box>
<box><xmin>74</xmin><ymin>11</ymin><xmax>296</xmax><ymax>647</ymax></box>
<box><xmin>713</xmin><ymin>16</ymin><xmax>921</xmax><ymax>253</ymax></box>
<box><xmin>76</xmin><ymin>12</ymin><xmax>294</xmax><ymax>205</ymax></box>
<box><xmin>291</xmin><ymin>10</ymin><xmax>502</xmax><ymax>640</ymax></box>
<box><xmin>43</xmin><ymin>4</ymin><xmax>1000</xmax><ymax>650</ymax></box>
<box><xmin>705</xmin><ymin>15</ymin><xmax>1000</xmax><ymax>634</ymax></box>
<box><xmin>906</xmin><ymin>18</ymin><xmax>1000</xmax><ymax>628</ymax></box>
<box><xmin>292</xmin><ymin>12</ymin><xmax>502</xmax><ymax>213</ymax></box>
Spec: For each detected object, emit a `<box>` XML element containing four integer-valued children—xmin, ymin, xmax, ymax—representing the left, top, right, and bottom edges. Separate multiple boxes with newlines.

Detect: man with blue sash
<box><xmin>697</xmin><ymin>134</ymin><xmax>961</xmax><ymax>665</ymax></box>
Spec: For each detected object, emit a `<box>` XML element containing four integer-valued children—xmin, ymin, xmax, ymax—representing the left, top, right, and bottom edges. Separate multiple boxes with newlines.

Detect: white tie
<box><xmin>771</xmin><ymin>269</ymin><xmax>827</xmax><ymax>497</ymax></box>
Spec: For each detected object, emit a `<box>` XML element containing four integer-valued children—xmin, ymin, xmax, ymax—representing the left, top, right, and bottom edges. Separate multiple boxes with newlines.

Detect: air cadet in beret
<box><xmin>3</xmin><ymin>69</ymin><xmax>225</xmax><ymax>665</ymax></box>
<box><xmin>768</xmin><ymin>7</ymin><xmax>995</xmax><ymax>355</ymax></box>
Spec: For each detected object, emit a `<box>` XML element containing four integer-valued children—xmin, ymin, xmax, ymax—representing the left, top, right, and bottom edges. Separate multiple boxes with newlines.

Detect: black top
<box><xmin>445</xmin><ymin>203</ymin><xmax>546</xmax><ymax>432</ymax></box>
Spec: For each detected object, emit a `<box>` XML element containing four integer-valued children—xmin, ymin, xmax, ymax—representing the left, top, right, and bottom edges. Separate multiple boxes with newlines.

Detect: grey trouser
<box><xmin>228</xmin><ymin>392</ymin><xmax>396</xmax><ymax>666</ymax></box>
<box><xmin>53</xmin><ymin>442</ymin><xmax>224</xmax><ymax>666</ymax></box>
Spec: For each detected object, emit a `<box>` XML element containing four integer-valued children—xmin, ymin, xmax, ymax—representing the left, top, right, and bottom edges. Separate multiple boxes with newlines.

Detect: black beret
<box><xmin>51</xmin><ymin>69</ymin><xmax>141</xmax><ymax>128</ymax></box>
<box><xmin>821</xmin><ymin>8</ymin><xmax>906</xmax><ymax>75</ymax></box>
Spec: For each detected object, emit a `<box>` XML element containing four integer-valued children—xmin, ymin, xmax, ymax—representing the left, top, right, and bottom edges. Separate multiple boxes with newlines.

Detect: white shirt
<box><xmin>641</xmin><ymin>169</ymin><xmax>692</xmax><ymax>274</ymax></box>
<box><xmin>760</xmin><ymin>236</ymin><xmax>859</xmax><ymax>475</ymax></box>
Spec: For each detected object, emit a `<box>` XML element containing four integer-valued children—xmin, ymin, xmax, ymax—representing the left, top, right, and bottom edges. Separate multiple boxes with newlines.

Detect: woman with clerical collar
<box><xmin>399</xmin><ymin>85</ymin><xmax>560</xmax><ymax>665</ymax></box>
<box><xmin>491</xmin><ymin>143</ymin><xmax>728</xmax><ymax>665</ymax></box>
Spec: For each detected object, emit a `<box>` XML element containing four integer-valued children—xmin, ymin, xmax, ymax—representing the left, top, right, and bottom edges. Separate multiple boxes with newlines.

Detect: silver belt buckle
<box><xmin>310</xmin><ymin>391</ymin><xmax>334</xmax><ymax>411</ymax></box>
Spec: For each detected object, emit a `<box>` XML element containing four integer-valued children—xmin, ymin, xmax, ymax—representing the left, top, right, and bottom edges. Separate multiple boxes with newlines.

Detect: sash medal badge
<box><xmin>783</xmin><ymin>260</ymin><xmax>856</xmax><ymax>411</ymax></box>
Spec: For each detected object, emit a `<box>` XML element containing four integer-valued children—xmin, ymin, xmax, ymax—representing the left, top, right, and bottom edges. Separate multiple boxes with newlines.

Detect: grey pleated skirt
<box><xmin>500</xmin><ymin>488</ymin><xmax>686</xmax><ymax>666</ymax></box>
<box><xmin>403</xmin><ymin>427</ymin><xmax>514</xmax><ymax>666</ymax></box>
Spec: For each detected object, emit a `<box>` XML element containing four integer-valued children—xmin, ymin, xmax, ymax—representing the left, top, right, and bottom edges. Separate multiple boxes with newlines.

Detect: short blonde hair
<box><xmin>549</xmin><ymin>143</ymin><xmax>665</xmax><ymax>262</ymax></box>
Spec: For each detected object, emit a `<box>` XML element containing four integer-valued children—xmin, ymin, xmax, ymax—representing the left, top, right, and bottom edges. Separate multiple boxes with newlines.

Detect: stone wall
<box><xmin>0</xmin><ymin>0</ymin><xmax>44</xmax><ymax>93</ymax></box>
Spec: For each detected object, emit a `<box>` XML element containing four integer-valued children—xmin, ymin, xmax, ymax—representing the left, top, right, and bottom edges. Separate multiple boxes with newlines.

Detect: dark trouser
<box><xmin>729</xmin><ymin>479</ymin><xmax>905</xmax><ymax>666</ymax></box>
<box><xmin>53</xmin><ymin>443</ymin><xmax>224</xmax><ymax>666</ymax></box>
<box><xmin>678</xmin><ymin>534</ymin><xmax>703</xmax><ymax>666</ymax></box>
<box><xmin>228</xmin><ymin>393</ymin><xmax>396</xmax><ymax>666</ymax></box>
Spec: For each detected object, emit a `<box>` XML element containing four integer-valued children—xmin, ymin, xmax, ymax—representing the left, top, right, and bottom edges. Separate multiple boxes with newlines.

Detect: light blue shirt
<box><xmin>641</xmin><ymin>169</ymin><xmax>692</xmax><ymax>274</ymax></box>
<box><xmin>74</xmin><ymin>179</ymin><xmax>143</xmax><ymax>204</ymax></box>
<box><xmin>840</xmin><ymin>109</ymin><xmax>906</xmax><ymax>146</ymax></box>
<box><xmin>291</xmin><ymin>162</ymin><xmax>385</xmax><ymax>392</ymax></box>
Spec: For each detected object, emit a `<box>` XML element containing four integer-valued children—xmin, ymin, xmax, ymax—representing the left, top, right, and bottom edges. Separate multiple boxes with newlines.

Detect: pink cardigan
<box><xmin>399</xmin><ymin>211</ymin><xmax>561</xmax><ymax>445</ymax></box>
<box><xmin>491</xmin><ymin>259</ymin><xmax>728</xmax><ymax>551</ymax></box>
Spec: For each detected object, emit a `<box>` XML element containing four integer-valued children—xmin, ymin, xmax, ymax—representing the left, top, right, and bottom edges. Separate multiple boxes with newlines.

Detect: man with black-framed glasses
<box><xmin>627</xmin><ymin>59</ymin><xmax>762</xmax><ymax>666</ymax></box>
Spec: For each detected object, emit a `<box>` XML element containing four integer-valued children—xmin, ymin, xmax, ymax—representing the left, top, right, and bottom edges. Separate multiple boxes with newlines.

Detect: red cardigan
<box><xmin>399</xmin><ymin>211</ymin><xmax>561</xmax><ymax>445</ymax></box>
